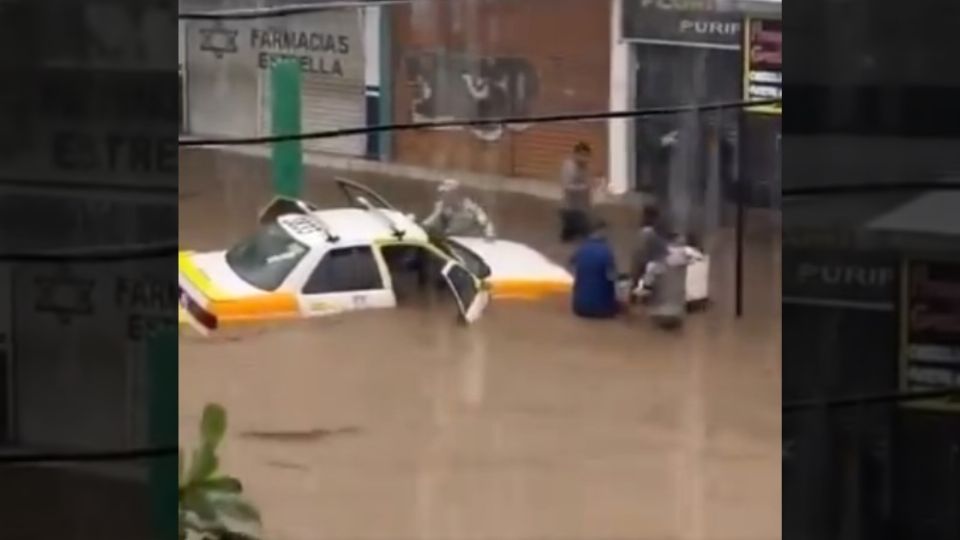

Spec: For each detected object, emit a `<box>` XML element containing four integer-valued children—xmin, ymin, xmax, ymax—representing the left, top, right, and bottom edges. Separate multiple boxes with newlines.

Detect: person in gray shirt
<box><xmin>629</xmin><ymin>203</ymin><xmax>670</xmax><ymax>291</ymax></box>
<box><xmin>560</xmin><ymin>141</ymin><xmax>598</xmax><ymax>243</ymax></box>
<box><xmin>422</xmin><ymin>179</ymin><xmax>496</xmax><ymax>240</ymax></box>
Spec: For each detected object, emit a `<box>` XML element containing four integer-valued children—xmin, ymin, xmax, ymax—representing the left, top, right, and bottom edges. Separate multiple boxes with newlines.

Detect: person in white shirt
<box><xmin>641</xmin><ymin>233</ymin><xmax>693</xmax><ymax>329</ymax></box>
<box><xmin>422</xmin><ymin>179</ymin><xmax>496</xmax><ymax>240</ymax></box>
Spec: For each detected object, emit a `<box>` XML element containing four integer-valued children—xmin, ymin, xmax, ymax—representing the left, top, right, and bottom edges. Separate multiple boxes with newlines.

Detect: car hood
<box><xmin>178</xmin><ymin>250</ymin><xmax>301</xmax><ymax>331</ymax></box>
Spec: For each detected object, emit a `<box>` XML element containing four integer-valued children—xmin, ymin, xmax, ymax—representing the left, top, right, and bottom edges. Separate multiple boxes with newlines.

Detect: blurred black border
<box><xmin>784</xmin><ymin>1</ymin><xmax>960</xmax><ymax>539</ymax></box>
<box><xmin>0</xmin><ymin>1</ymin><xmax>178</xmax><ymax>539</ymax></box>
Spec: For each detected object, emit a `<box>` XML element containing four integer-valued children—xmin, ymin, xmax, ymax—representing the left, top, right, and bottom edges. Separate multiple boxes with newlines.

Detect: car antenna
<box><xmin>294</xmin><ymin>200</ymin><xmax>339</xmax><ymax>242</ymax></box>
<box><xmin>356</xmin><ymin>196</ymin><xmax>405</xmax><ymax>240</ymax></box>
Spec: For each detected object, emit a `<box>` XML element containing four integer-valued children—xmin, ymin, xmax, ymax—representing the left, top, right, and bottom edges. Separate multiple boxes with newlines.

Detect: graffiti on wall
<box><xmin>405</xmin><ymin>51</ymin><xmax>539</xmax><ymax>142</ymax></box>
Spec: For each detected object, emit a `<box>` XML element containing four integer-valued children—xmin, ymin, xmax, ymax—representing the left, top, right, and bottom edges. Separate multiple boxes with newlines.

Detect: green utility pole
<box><xmin>148</xmin><ymin>328</ymin><xmax>177</xmax><ymax>539</ymax></box>
<box><xmin>270</xmin><ymin>59</ymin><xmax>304</xmax><ymax>198</ymax></box>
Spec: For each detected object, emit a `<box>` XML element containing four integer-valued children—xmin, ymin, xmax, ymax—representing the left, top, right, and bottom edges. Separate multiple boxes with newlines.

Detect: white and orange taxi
<box><xmin>178</xmin><ymin>179</ymin><xmax>574</xmax><ymax>333</ymax></box>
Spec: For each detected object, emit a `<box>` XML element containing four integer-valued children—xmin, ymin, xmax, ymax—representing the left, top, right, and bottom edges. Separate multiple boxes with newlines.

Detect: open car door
<box><xmin>258</xmin><ymin>196</ymin><xmax>318</xmax><ymax>224</ymax></box>
<box><xmin>440</xmin><ymin>260</ymin><xmax>489</xmax><ymax>324</ymax></box>
<box><xmin>334</xmin><ymin>177</ymin><xmax>399</xmax><ymax>211</ymax></box>
<box><xmin>432</xmin><ymin>237</ymin><xmax>492</xmax><ymax>279</ymax></box>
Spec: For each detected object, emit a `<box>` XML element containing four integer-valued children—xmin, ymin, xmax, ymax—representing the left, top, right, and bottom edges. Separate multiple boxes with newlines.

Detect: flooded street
<box><xmin>179</xmin><ymin>149</ymin><xmax>781</xmax><ymax>540</ymax></box>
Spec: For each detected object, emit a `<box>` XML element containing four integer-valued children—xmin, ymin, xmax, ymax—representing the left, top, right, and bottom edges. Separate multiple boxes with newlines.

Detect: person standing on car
<box><xmin>570</xmin><ymin>218</ymin><xmax>620</xmax><ymax>319</ymax></box>
<box><xmin>560</xmin><ymin>142</ymin><xmax>603</xmax><ymax>243</ymax></box>
<box><xmin>422</xmin><ymin>179</ymin><xmax>496</xmax><ymax>240</ymax></box>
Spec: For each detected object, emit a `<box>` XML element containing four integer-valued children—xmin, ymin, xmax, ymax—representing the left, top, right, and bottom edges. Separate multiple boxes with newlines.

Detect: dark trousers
<box><xmin>560</xmin><ymin>208</ymin><xmax>590</xmax><ymax>243</ymax></box>
<box><xmin>574</xmin><ymin>302</ymin><xmax>621</xmax><ymax>319</ymax></box>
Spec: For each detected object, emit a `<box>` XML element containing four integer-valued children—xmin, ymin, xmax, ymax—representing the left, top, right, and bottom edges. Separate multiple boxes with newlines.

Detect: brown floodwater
<box><xmin>179</xmin><ymin>149</ymin><xmax>781</xmax><ymax>540</ymax></box>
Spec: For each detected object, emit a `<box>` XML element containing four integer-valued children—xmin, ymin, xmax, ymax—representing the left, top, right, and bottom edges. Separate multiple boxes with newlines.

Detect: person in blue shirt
<box><xmin>570</xmin><ymin>218</ymin><xmax>621</xmax><ymax>319</ymax></box>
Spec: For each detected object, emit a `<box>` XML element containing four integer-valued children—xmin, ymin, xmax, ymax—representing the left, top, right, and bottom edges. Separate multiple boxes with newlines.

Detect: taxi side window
<box><xmin>303</xmin><ymin>247</ymin><xmax>383</xmax><ymax>294</ymax></box>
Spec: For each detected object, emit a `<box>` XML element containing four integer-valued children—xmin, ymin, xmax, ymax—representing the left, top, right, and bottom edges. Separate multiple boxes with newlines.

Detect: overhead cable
<box><xmin>0</xmin><ymin>242</ymin><xmax>178</xmax><ymax>262</ymax></box>
<box><xmin>179</xmin><ymin>98</ymin><xmax>781</xmax><ymax>147</ymax></box>
<box><xmin>0</xmin><ymin>446</ymin><xmax>177</xmax><ymax>464</ymax></box>
<box><xmin>180</xmin><ymin>0</ymin><xmax>415</xmax><ymax>20</ymax></box>
<box><xmin>783</xmin><ymin>388</ymin><xmax>960</xmax><ymax>412</ymax></box>
<box><xmin>783</xmin><ymin>182</ymin><xmax>960</xmax><ymax>198</ymax></box>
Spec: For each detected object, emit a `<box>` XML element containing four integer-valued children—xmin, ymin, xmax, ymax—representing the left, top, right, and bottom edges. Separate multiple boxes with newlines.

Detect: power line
<box><xmin>178</xmin><ymin>0</ymin><xmax>565</xmax><ymax>20</ymax></box>
<box><xmin>784</xmin><ymin>388</ymin><xmax>960</xmax><ymax>413</ymax></box>
<box><xmin>180</xmin><ymin>0</ymin><xmax>414</xmax><ymax>20</ymax></box>
<box><xmin>0</xmin><ymin>446</ymin><xmax>177</xmax><ymax>464</ymax></box>
<box><xmin>783</xmin><ymin>182</ymin><xmax>960</xmax><ymax>198</ymax></box>
<box><xmin>0</xmin><ymin>242</ymin><xmax>177</xmax><ymax>262</ymax></box>
<box><xmin>0</xmin><ymin>179</ymin><xmax>179</xmax><ymax>197</ymax></box>
<box><xmin>179</xmin><ymin>98</ymin><xmax>780</xmax><ymax>147</ymax></box>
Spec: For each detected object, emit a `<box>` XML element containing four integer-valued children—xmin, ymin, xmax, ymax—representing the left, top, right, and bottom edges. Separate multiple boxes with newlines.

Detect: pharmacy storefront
<box><xmin>183</xmin><ymin>9</ymin><xmax>367</xmax><ymax>156</ymax></box>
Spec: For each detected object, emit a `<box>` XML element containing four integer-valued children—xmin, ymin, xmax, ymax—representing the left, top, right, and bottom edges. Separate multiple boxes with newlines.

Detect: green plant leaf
<box><xmin>186</xmin><ymin>443</ymin><xmax>219</xmax><ymax>484</ymax></box>
<box><xmin>211</xmin><ymin>495</ymin><xmax>262</xmax><ymax>524</ymax></box>
<box><xmin>181</xmin><ymin>512</ymin><xmax>209</xmax><ymax>532</ymax></box>
<box><xmin>200</xmin><ymin>403</ymin><xmax>227</xmax><ymax>448</ymax></box>
<box><xmin>215</xmin><ymin>532</ymin><xmax>262</xmax><ymax>540</ymax></box>
<box><xmin>199</xmin><ymin>476</ymin><xmax>243</xmax><ymax>494</ymax></box>
<box><xmin>181</xmin><ymin>489</ymin><xmax>219</xmax><ymax>524</ymax></box>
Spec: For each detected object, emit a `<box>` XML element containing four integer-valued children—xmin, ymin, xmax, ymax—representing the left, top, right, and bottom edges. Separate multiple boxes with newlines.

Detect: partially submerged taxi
<box><xmin>178</xmin><ymin>179</ymin><xmax>573</xmax><ymax>332</ymax></box>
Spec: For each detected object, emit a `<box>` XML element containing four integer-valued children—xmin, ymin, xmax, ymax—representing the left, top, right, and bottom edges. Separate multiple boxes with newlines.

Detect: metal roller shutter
<box><xmin>263</xmin><ymin>75</ymin><xmax>366</xmax><ymax>156</ymax></box>
<box><xmin>301</xmin><ymin>76</ymin><xmax>365</xmax><ymax>156</ymax></box>
<box><xmin>259</xmin><ymin>8</ymin><xmax>367</xmax><ymax>157</ymax></box>
<box><xmin>513</xmin><ymin>124</ymin><xmax>605</xmax><ymax>181</ymax></box>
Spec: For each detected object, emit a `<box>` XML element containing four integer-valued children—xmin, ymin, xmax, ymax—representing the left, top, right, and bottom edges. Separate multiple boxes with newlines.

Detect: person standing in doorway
<box><xmin>560</xmin><ymin>142</ymin><xmax>603</xmax><ymax>243</ymax></box>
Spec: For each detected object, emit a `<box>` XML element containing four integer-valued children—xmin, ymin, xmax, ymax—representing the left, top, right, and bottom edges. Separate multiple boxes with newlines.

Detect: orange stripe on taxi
<box><xmin>490</xmin><ymin>280</ymin><xmax>571</xmax><ymax>300</ymax></box>
<box><xmin>179</xmin><ymin>250</ymin><xmax>302</xmax><ymax>326</ymax></box>
<box><xmin>211</xmin><ymin>294</ymin><xmax>301</xmax><ymax>321</ymax></box>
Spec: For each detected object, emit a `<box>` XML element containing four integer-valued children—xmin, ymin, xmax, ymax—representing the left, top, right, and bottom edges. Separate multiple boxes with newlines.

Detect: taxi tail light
<box><xmin>179</xmin><ymin>286</ymin><xmax>219</xmax><ymax>332</ymax></box>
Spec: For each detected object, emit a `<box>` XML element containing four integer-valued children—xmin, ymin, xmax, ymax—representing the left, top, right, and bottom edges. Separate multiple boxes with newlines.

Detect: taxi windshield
<box><xmin>225</xmin><ymin>222</ymin><xmax>308</xmax><ymax>291</ymax></box>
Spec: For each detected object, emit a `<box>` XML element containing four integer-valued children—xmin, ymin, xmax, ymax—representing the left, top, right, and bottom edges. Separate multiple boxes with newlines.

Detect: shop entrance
<box><xmin>741</xmin><ymin>113</ymin><xmax>782</xmax><ymax>208</ymax></box>
<box><xmin>632</xmin><ymin>44</ymin><xmax>741</xmax><ymax>242</ymax></box>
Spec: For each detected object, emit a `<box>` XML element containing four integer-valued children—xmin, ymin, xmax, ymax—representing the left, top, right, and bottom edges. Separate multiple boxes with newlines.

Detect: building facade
<box><xmin>0</xmin><ymin>3</ymin><xmax>177</xmax><ymax>537</ymax></box>
<box><xmin>783</xmin><ymin>195</ymin><xmax>960</xmax><ymax>539</ymax></box>
<box><xmin>389</xmin><ymin>0</ymin><xmax>611</xmax><ymax>181</ymax></box>
<box><xmin>608</xmin><ymin>0</ymin><xmax>781</xmax><ymax>239</ymax></box>
<box><xmin>181</xmin><ymin>1</ymin><xmax>387</xmax><ymax>158</ymax></box>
